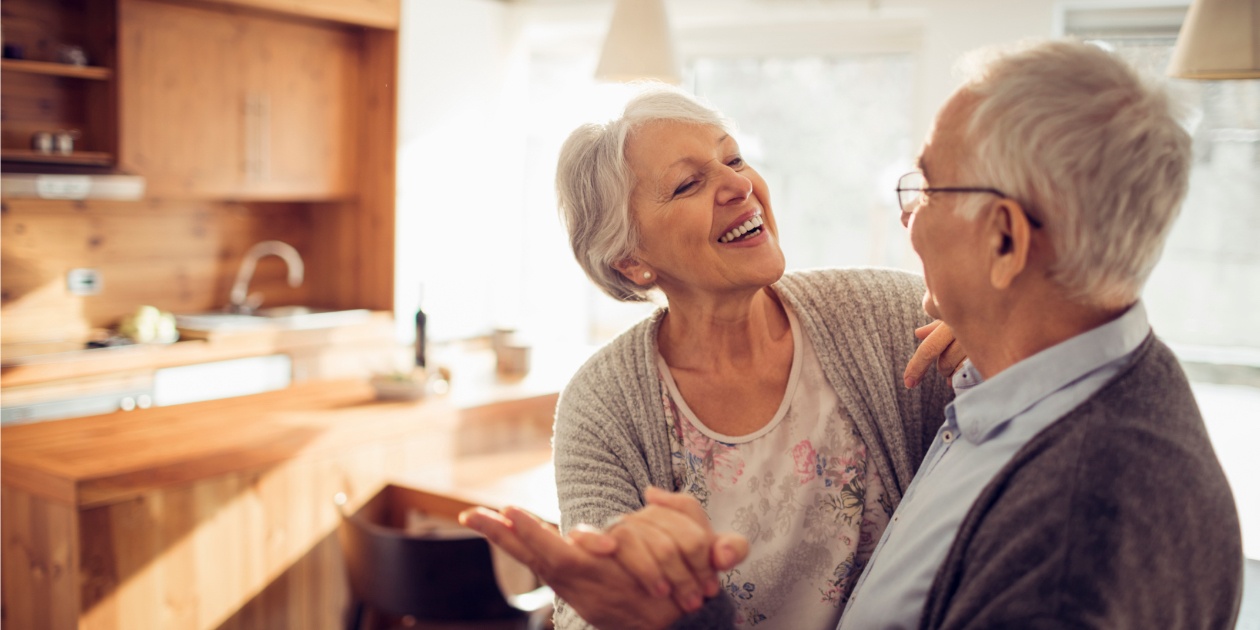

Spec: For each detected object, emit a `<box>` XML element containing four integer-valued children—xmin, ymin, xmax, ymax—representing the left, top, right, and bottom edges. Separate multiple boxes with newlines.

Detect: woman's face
<box><xmin>624</xmin><ymin>121</ymin><xmax>785</xmax><ymax>298</ymax></box>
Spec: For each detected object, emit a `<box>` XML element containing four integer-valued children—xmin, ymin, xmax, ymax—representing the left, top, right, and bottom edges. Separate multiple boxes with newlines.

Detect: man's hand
<box><xmin>460</xmin><ymin>489</ymin><xmax>750</xmax><ymax>630</ymax></box>
<box><xmin>904</xmin><ymin>320</ymin><xmax>967</xmax><ymax>388</ymax></box>
<box><xmin>460</xmin><ymin>505</ymin><xmax>685</xmax><ymax>630</ymax></box>
<box><xmin>566</xmin><ymin>488</ymin><xmax>749</xmax><ymax>613</ymax></box>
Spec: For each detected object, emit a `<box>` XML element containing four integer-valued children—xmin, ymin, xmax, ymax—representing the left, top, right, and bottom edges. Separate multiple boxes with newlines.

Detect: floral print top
<box><xmin>658</xmin><ymin>306</ymin><xmax>892</xmax><ymax>629</ymax></box>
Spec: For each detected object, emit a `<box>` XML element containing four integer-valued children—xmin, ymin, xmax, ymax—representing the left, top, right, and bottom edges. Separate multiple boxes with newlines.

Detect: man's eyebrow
<box><xmin>916</xmin><ymin>155</ymin><xmax>928</xmax><ymax>177</ymax></box>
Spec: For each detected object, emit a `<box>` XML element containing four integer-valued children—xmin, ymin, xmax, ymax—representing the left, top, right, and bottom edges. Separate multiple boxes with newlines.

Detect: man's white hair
<box><xmin>556</xmin><ymin>84</ymin><xmax>733</xmax><ymax>302</ymax></box>
<box><xmin>955</xmin><ymin>39</ymin><xmax>1192</xmax><ymax>307</ymax></box>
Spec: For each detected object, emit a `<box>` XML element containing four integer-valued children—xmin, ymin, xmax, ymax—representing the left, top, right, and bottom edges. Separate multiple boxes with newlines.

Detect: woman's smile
<box><xmin>717</xmin><ymin>211</ymin><xmax>765</xmax><ymax>244</ymax></box>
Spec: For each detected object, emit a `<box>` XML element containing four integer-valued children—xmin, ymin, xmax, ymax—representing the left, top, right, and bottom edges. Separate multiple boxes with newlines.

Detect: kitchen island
<box><xmin>1</xmin><ymin>343</ymin><xmax>587</xmax><ymax>630</ymax></box>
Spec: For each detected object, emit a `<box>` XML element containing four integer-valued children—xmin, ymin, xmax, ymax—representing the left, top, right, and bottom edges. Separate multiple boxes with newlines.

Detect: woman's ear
<box><xmin>614</xmin><ymin>258</ymin><xmax>655</xmax><ymax>286</ymax></box>
<box><xmin>988</xmin><ymin>199</ymin><xmax>1032</xmax><ymax>290</ymax></box>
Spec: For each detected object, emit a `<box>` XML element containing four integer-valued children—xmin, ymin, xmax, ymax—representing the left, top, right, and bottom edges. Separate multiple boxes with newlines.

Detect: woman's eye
<box><xmin>728</xmin><ymin>157</ymin><xmax>744</xmax><ymax>168</ymax></box>
<box><xmin>673</xmin><ymin>181</ymin><xmax>697</xmax><ymax>196</ymax></box>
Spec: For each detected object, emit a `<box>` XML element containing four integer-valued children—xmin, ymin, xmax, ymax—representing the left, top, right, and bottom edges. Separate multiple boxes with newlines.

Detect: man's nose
<box><xmin>900</xmin><ymin>210</ymin><xmax>911</xmax><ymax>229</ymax></box>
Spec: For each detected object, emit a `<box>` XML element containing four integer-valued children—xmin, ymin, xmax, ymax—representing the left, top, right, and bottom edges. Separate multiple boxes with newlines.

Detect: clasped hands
<box><xmin>460</xmin><ymin>486</ymin><xmax>747</xmax><ymax>630</ymax></box>
<box><xmin>458</xmin><ymin>321</ymin><xmax>963</xmax><ymax>630</ymax></box>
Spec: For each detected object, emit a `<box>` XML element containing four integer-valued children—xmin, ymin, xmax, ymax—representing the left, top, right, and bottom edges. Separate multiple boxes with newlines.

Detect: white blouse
<box><xmin>657</xmin><ymin>304</ymin><xmax>891</xmax><ymax>628</ymax></box>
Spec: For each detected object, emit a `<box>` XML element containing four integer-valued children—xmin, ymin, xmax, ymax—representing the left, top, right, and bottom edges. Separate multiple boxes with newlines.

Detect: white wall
<box><xmin>396</xmin><ymin>0</ymin><xmax>527</xmax><ymax>342</ymax></box>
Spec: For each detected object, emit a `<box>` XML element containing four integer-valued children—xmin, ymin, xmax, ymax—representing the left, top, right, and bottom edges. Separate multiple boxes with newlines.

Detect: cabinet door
<box><xmin>119</xmin><ymin>0</ymin><xmax>355</xmax><ymax>200</ymax></box>
<box><xmin>118</xmin><ymin>0</ymin><xmax>246</xmax><ymax>197</ymax></box>
<box><xmin>246</xmin><ymin>17</ymin><xmax>356</xmax><ymax>199</ymax></box>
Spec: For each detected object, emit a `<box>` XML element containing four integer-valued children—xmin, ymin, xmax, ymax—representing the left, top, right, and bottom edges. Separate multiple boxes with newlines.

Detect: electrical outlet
<box><xmin>67</xmin><ymin>268</ymin><xmax>103</xmax><ymax>296</ymax></box>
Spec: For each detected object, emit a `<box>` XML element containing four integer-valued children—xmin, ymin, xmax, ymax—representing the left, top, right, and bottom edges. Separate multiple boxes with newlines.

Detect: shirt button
<box><xmin>942</xmin><ymin>430</ymin><xmax>954</xmax><ymax>443</ymax></box>
<box><xmin>893</xmin><ymin>514</ymin><xmax>899</xmax><ymax>522</ymax></box>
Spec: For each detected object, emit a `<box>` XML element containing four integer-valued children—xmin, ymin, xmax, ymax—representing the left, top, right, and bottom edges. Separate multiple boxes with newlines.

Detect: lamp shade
<box><xmin>1167</xmin><ymin>0</ymin><xmax>1260</xmax><ymax>79</ymax></box>
<box><xmin>595</xmin><ymin>0</ymin><xmax>681</xmax><ymax>84</ymax></box>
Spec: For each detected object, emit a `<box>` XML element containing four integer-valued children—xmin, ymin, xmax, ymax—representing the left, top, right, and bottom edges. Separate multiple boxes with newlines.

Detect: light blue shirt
<box><xmin>837</xmin><ymin>302</ymin><xmax>1152</xmax><ymax>630</ymax></box>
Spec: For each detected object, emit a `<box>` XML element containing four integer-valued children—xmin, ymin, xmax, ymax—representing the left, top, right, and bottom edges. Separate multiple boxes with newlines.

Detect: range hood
<box><xmin>1</xmin><ymin>173</ymin><xmax>145</xmax><ymax>200</ymax></box>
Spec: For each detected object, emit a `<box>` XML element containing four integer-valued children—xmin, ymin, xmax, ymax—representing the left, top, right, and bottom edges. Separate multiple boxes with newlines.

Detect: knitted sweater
<box><xmin>918</xmin><ymin>334</ymin><xmax>1243</xmax><ymax>630</ymax></box>
<box><xmin>552</xmin><ymin>268</ymin><xmax>955</xmax><ymax>629</ymax></box>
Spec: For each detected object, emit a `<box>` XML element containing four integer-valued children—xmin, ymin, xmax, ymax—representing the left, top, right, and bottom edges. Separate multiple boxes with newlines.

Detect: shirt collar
<box><xmin>952</xmin><ymin>301</ymin><xmax>1151</xmax><ymax>443</ymax></box>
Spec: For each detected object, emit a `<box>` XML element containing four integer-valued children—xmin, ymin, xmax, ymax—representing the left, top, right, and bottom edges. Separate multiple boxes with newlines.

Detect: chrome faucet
<box><xmin>228</xmin><ymin>240</ymin><xmax>304</xmax><ymax>314</ymax></box>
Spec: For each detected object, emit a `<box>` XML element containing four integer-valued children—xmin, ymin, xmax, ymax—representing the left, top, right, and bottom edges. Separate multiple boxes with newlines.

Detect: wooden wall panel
<box><xmin>0</xmin><ymin>199</ymin><xmax>317</xmax><ymax>344</ymax></box>
<box><xmin>354</xmin><ymin>29</ymin><xmax>398</xmax><ymax>312</ymax></box>
<box><xmin>1</xmin><ymin>485</ymin><xmax>80</xmax><ymax>630</ymax></box>
<box><xmin>307</xmin><ymin>28</ymin><xmax>396</xmax><ymax>312</ymax></box>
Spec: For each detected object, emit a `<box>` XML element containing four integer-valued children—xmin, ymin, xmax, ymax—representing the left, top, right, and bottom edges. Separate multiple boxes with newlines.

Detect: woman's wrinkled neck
<box><xmin>657</xmin><ymin>284</ymin><xmax>790</xmax><ymax>370</ymax></box>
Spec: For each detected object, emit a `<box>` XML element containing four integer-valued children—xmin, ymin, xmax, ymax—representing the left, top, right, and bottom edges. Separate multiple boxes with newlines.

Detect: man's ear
<box><xmin>613</xmin><ymin>258</ymin><xmax>654</xmax><ymax>286</ymax></box>
<box><xmin>988</xmin><ymin>199</ymin><xmax>1032</xmax><ymax>290</ymax></box>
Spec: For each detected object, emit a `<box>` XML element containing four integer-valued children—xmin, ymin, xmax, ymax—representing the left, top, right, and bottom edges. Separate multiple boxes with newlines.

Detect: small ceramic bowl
<box><xmin>370</xmin><ymin>372</ymin><xmax>427</xmax><ymax>401</ymax></box>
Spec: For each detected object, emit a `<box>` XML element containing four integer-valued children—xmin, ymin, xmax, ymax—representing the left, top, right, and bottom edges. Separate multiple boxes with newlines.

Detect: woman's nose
<box><xmin>715</xmin><ymin>169</ymin><xmax>752</xmax><ymax>206</ymax></box>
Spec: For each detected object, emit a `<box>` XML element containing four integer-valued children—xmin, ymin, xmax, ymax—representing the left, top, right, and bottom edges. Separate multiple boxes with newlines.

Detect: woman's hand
<box><xmin>460</xmin><ymin>505</ymin><xmax>693</xmax><ymax>630</ymax></box>
<box><xmin>568</xmin><ymin>487</ymin><xmax>749</xmax><ymax>614</ymax></box>
<box><xmin>904</xmin><ymin>320</ymin><xmax>967</xmax><ymax>388</ymax></box>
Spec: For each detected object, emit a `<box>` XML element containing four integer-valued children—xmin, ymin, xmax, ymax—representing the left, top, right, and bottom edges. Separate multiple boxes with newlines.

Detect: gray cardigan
<box><xmin>552</xmin><ymin>268</ymin><xmax>955</xmax><ymax>629</ymax></box>
<box><xmin>919</xmin><ymin>334</ymin><xmax>1243</xmax><ymax>630</ymax></box>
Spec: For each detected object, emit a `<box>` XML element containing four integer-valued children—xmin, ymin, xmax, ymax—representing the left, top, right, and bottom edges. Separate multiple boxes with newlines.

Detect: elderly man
<box><xmin>463</xmin><ymin>39</ymin><xmax>1243</xmax><ymax>630</ymax></box>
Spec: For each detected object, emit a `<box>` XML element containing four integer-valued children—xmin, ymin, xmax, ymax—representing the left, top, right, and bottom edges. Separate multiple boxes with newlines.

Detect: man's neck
<box><xmin>958</xmin><ymin>295</ymin><xmax>1133</xmax><ymax>380</ymax></box>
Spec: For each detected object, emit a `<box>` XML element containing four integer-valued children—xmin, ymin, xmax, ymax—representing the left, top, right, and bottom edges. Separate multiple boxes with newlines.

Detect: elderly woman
<box><xmin>465</xmin><ymin>85</ymin><xmax>957</xmax><ymax>630</ymax></box>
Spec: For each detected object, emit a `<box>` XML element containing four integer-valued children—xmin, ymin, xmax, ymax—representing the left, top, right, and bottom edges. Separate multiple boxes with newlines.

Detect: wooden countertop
<box><xmin>0</xmin><ymin>312</ymin><xmax>397</xmax><ymax>388</ymax></box>
<box><xmin>0</xmin><ymin>343</ymin><xmax>593</xmax><ymax>510</ymax></box>
<box><xmin>1</xmin><ymin>380</ymin><xmax>459</xmax><ymax>507</ymax></box>
<box><xmin>0</xmin><ymin>381</ymin><xmax>567</xmax><ymax>510</ymax></box>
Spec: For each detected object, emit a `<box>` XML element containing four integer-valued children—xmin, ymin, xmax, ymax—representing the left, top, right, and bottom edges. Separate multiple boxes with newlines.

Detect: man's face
<box><xmin>903</xmin><ymin>90</ymin><xmax>997</xmax><ymax>328</ymax></box>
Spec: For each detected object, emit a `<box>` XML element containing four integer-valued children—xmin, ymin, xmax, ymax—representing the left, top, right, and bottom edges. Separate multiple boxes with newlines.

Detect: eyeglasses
<box><xmin>895</xmin><ymin>171</ymin><xmax>1042</xmax><ymax>229</ymax></box>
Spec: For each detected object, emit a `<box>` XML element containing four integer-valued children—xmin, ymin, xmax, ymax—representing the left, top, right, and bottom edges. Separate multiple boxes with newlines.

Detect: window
<box><xmin>690</xmin><ymin>55</ymin><xmax>917</xmax><ymax>273</ymax></box>
<box><xmin>1063</xmin><ymin>6</ymin><xmax>1260</xmax><ymax>354</ymax></box>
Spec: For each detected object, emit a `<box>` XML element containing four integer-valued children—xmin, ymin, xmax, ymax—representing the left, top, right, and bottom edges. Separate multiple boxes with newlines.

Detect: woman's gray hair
<box><xmin>557</xmin><ymin>84</ymin><xmax>734</xmax><ymax>302</ymax></box>
<box><xmin>954</xmin><ymin>39</ymin><xmax>1193</xmax><ymax>307</ymax></box>
<box><xmin>952</xmin><ymin>39</ymin><xmax>1189</xmax><ymax>307</ymax></box>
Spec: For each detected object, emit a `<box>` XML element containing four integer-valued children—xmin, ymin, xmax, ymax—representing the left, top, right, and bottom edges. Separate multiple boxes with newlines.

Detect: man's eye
<box><xmin>674</xmin><ymin>181</ymin><xmax>697</xmax><ymax>196</ymax></box>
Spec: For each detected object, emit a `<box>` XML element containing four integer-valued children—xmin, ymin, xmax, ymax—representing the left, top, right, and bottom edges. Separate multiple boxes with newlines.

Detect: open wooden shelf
<box><xmin>0</xmin><ymin>59</ymin><xmax>112</xmax><ymax>80</ymax></box>
<box><xmin>0</xmin><ymin>149</ymin><xmax>114</xmax><ymax>166</ymax></box>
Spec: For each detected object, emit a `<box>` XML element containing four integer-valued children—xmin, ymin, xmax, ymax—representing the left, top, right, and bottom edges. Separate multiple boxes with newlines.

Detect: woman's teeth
<box><xmin>719</xmin><ymin>215</ymin><xmax>764</xmax><ymax>243</ymax></box>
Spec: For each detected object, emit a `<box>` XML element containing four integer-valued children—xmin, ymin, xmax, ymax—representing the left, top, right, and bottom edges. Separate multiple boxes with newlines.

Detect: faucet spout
<box><xmin>229</xmin><ymin>240</ymin><xmax>304</xmax><ymax>313</ymax></box>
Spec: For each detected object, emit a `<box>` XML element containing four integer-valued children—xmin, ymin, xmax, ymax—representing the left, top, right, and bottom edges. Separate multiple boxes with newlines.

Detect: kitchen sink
<box><xmin>176</xmin><ymin>307</ymin><xmax>372</xmax><ymax>332</ymax></box>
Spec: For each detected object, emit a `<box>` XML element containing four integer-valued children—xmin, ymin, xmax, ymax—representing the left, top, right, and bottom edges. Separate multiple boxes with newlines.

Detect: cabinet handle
<box><xmin>244</xmin><ymin>92</ymin><xmax>271</xmax><ymax>183</ymax></box>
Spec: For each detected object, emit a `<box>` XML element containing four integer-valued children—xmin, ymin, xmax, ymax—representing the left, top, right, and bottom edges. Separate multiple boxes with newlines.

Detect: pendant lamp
<box><xmin>595</xmin><ymin>0</ymin><xmax>681</xmax><ymax>84</ymax></box>
<box><xmin>1167</xmin><ymin>0</ymin><xmax>1260</xmax><ymax>79</ymax></box>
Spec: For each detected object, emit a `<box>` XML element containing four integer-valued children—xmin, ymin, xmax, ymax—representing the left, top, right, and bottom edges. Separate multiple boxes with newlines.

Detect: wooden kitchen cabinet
<box><xmin>0</xmin><ymin>0</ymin><xmax>118</xmax><ymax>168</ymax></box>
<box><xmin>195</xmin><ymin>0</ymin><xmax>400</xmax><ymax>29</ymax></box>
<box><xmin>118</xmin><ymin>0</ymin><xmax>356</xmax><ymax>200</ymax></box>
<box><xmin>1</xmin><ymin>378</ymin><xmax>560</xmax><ymax>630</ymax></box>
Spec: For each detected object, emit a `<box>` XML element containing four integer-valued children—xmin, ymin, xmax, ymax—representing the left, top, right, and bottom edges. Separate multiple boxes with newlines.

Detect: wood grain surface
<box><xmin>1</xmin><ymin>382</ymin><xmax>560</xmax><ymax>630</ymax></box>
<box><xmin>0</xmin><ymin>379</ymin><xmax>455</xmax><ymax>506</ymax></box>
<box><xmin>0</xmin><ymin>0</ymin><xmax>117</xmax><ymax>160</ymax></box>
<box><xmin>0</xmin><ymin>199</ymin><xmax>319</xmax><ymax>345</ymax></box>
<box><xmin>118</xmin><ymin>0</ymin><xmax>356</xmax><ymax>200</ymax></box>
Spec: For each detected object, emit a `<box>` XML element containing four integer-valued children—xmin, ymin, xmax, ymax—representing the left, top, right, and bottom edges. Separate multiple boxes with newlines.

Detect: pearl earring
<box><xmin>643</xmin><ymin>271</ymin><xmax>652</xmax><ymax>280</ymax></box>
